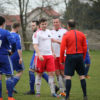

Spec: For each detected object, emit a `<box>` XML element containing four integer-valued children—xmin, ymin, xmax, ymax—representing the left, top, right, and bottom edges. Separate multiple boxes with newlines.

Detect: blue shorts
<box><xmin>65</xmin><ymin>54</ymin><xmax>85</xmax><ymax>76</ymax></box>
<box><xmin>0</xmin><ymin>55</ymin><xmax>14</xmax><ymax>75</ymax></box>
<box><xmin>84</xmin><ymin>56</ymin><xmax>91</xmax><ymax>64</ymax></box>
<box><xmin>11</xmin><ymin>52</ymin><xmax>25</xmax><ymax>72</ymax></box>
<box><xmin>29</xmin><ymin>53</ymin><xmax>35</xmax><ymax>70</ymax></box>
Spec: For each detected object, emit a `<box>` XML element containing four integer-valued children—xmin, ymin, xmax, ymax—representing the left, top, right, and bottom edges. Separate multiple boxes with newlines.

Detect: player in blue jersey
<box><xmin>0</xmin><ymin>16</ymin><xmax>16</xmax><ymax>100</ymax></box>
<box><xmin>84</xmin><ymin>39</ymin><xmax>91</xmax><ymax>79</ymax></box>
<box><xmin>25</xmin><ymin>20</ymin><xmax>49</xmax><ymax>95</ymax></box>
<box><xmin>10</xmin><ymin>23</ymin><xmax>24</xmax><ymax>93</ymax></box>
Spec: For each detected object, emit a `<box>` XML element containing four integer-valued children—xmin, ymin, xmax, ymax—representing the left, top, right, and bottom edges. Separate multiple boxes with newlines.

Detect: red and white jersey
<box><xmin>51</xmin><ymin>28</ymin><xmax>67</xmax><ymax>57</ymax></box>
<box><xmin>32</xmin><ymin>29</ymin><xmax>53</xmax><ymax>55</ymax></box>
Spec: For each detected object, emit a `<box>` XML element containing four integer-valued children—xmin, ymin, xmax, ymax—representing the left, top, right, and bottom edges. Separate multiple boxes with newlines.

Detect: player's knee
<box><xmin>35</xmin><ymin>75</ymin><xmax>41</xmax><ymax>85</ymax></box>
<box><xmin>16</xmin><ymin>71</ymin><xmax>23</xmax><ymax>77</ymax></box>
<box><xmin>55</xmin><ymin>70</ymin><xmax>60</xmax><ymax>76</ymax></box>
<box><xmin>65</xmin><ymin>76</ymin><xmax>72</xmax><ymax>80</ymax></box>
<box><xmin>60</xmin><ymin>70</ymin><xmax>64</xmax><ymax>76</ymax></box>
<box><xmin>48</xmin><ymin>76</ymin><xmax>54</xmax><ymax>85</ymax></box>
<box><xmin>6</xmin><ymin>75</ymin><xmax>13</xmax><ymax>79</ymax></box>
<box><xmin>80</xmin><ymin>75</ymin><xmax>85</xmax><ymax>80</ymax></box>
<box><xmin>48</xmin><ymin>72</ymin><xmax>55</xmax><ymax>76</ymax></box>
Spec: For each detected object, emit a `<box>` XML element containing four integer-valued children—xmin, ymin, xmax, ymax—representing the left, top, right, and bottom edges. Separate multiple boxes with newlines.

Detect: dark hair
<box><xmin>12</xmin><ymin>22</ymin><xmax>20</xmax><ymax>29</ymax></box>
<box><xmin>32</xmin><ymin>20</ymin><xmax>39</xmax><ymax>26</ymax></box>
<box><xmin>39</xmin><ymin>18</ymin><xmax>47</xmax><ymax>24</ymax></box>
<box><xmin>0</xmin><ymin>16</ymin><xmax>5</xmax><ymax>26</ymax></box>
<box><xmin>67</xmin><ymin>19</ymin><xmax>76</xmax><ymax>28</ymax></box>
<box><xmin>53</xmin><ymin>17</ymin><xmax>60</xmax><ymax>20</ymax></box>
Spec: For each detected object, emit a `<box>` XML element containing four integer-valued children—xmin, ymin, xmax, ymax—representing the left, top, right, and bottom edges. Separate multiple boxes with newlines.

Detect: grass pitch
<box><xmin>2</xmin><ymin>51</ymin><xmax>100</xmax><ymax>100</ymax></box>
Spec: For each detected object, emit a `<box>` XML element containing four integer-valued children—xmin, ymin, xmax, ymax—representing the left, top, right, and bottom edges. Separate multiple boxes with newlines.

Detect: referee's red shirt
<box><xmin>60</xmin><ymin>30</ymin><xmax>87</xmax><ymax>63</ymax></box>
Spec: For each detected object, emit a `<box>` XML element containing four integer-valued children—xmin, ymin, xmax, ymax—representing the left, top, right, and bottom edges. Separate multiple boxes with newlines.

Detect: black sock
<box><xmin>81</xmin><ymin>79</ymin><xmax>87</xmax><ymax>97</ymax></box>
<box><xmin>65</xmin><ymin>79</ymin><xmax>71</xmax><ymax>99</ymax></box>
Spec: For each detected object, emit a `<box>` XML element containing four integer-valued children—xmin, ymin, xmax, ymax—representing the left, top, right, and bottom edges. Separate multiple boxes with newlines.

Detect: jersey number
<box><xmin>0</xmin><ymin>40</ymin><xmax>2</xmax><ymax>48</ymax></box>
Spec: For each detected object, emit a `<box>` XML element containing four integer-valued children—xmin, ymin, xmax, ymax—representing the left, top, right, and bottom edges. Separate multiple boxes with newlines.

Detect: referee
<box><xmin>60</xmin><ymin>19</ymin><xmax>87</xmax><ymax>100</ymax></box>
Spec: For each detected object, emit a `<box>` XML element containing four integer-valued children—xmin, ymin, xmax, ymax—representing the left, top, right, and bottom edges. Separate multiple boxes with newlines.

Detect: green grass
<box><xmin>2</xmin><ymin>51</ymin><xmax>100</xmax><ymax>100</ymax></box>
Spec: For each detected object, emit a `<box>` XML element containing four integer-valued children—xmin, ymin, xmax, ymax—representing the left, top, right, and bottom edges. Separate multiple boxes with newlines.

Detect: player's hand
<box><xmin>61</xmin><ymin>63</ymin><xmax>65</xmax><ymax>65</ymax></box>
<box><xmin>19</xmin><ymin>58</ymin><xmax>22</xmax><ymax>64</ymax></box>
<box><xmin>52</xmin><ymin>52</ymin><xmax>56</xmax><ymax>58</ymax></box>
<box><xmin>39</xmin><ymin>55</ymin><xmax>44</xmax><ymax>61</ymax></box>
<box><xmin>8</xmin><ymin>50</ymin><xmax>13</xmax><ymax>56</ymax></box>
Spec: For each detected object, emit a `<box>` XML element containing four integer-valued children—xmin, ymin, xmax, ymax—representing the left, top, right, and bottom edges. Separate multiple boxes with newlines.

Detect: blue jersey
<box><xmin>0</xmin><ymin>28</ymin><xmax>16</xmax><ymax>55</ymax></box>
<box><xmin>11</xmin><ymin>32</ymin><xmax>22</xmax><ymax>51</ymax></box>
<box><xmin>86</xmin><ymin>40</ymin><xmax>89</xmax><ymax>57</ymax></box>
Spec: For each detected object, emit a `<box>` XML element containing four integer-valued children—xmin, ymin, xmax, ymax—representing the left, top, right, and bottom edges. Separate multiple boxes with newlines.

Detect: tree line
<box><xmin>63</xmin><ymin>0</ymin><xmax>100</xmax><ymax>29</ymax></box>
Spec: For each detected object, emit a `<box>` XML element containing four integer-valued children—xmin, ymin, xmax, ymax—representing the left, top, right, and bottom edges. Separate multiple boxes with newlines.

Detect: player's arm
<box><xmin>51</xmin><ymin>38</ymin><xmax>61</xmax><ymax>44</ymax></box>
<box><xmin>60</xmin><ymin>35</ymin><xmax>67</xmax><ymax>64</ymax></box>
<box><xmin>82</xmin><ymin>35</ymin><xmax>87</xmax><ymax>59</ymax></box>
<box><xmin>33</xmin><ymin>44</ymin><xmax>44</xmax><ymax>61</ymax></box>
<box><xmin>16</xmin><ymin>35</ymin><xmax>23</xmax><ymax>64</ymax></box>
<box><xmin>32</xmin><ymin>32</ymin><xmax>44</xmax><ymax>61</ymax></box>
<box><xmin>6</xmin><ymin>31</ymin><xmax>16</xmax><ymax>53</ymax></box>
<box><xmin>51</xmin><ymin>42</ymin><xmax>56</xmax><ymax>58</ymax></box>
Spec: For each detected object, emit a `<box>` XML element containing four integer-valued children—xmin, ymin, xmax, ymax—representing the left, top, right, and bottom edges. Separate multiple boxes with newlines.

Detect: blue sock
<box><xmin>65</xmin><ymin>79</ymin><xmax>71</xmax><ymax>99</ymax></box>
<box><xmin>81</xmin><ymin>79</ymin><xmax>87</xmax><ymax>97</ymax></box>
<box><xmin>29</xmin><ymin>71</ymin><xmax>35</xmax><ymax>93</ymax></box>
<box><xmin>42</xmin><ymin>73</ymin><xmax>48</xmax><ymax>83</ymax></box>
<box><xmin>0</xmin><ymin>80</ymin><xmax>2</xmax><ymax>98</ymax></box>
<box><xmin>13</xmin><ymin>76</ymin><xmax>20</xmax><ymax>88</ymax></box>
<box><xmin>6</xmin><ymin>77</ymin><xmax>13</xmax><ymax>97</ymax></box>
<box><xmin>85</xmin><ymin>65</ymin><xmax>90</xmax><ymax>76</ymax></box>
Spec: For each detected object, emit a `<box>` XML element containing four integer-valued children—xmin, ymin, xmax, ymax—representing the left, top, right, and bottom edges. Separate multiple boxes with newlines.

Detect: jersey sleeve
<box><xmin>32</xmin><ymin>31</ymin><xmax>39</xmax><ymax>44</ymax></box>
<box><xmin>6</xmin><ymin>31</ymin><xmax>16</xmax><ymax>52</ymax></box>
<box><xmin>16</xmin><ymin>35</ymin><xmax>22</xmax><ymax>50</ymax></box>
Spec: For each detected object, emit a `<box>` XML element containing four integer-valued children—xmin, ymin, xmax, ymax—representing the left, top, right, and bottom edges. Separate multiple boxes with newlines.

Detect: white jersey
<box><xmin>32</xmin><ymin>29</ymin><xmax>53</xmax><ymax>55</ymax></box>
<box><xmin>51</xmin><ymin>28</ymin><xmax>67</xmax><ymax>57</ymax></box>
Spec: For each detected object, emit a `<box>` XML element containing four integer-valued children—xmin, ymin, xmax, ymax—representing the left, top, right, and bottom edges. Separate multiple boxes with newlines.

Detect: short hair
<box><xmin>0</xmin><ymin>16</ymin><xmax>5</xmax><ymax>26</ymax></box>
<box><xmin>39</xmin><ymin>18</ymin><xmax>47</xmax><ymax>24</ymax></box>
<box><xmin>53</xmin><ymin>17</ymin><xmax>60</xmax><ymax>20</ymax></box>
<box><xmin>67</xmin><ymin>19</ymin><xmax>76</xmax><ymax>28</ymax></box>
<box><xmin>12</xmin><ymin>22</ymin><xmax>20</xmax><ymax>29</ymax></box>
<box><xmin>32</xmin><ymin>20</ymin><xmax>39</xmax><ymax>26</ymax></box>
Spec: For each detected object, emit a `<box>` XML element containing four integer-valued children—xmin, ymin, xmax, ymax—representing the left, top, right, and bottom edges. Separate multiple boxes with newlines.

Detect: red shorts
<box><xmin>35</xmin><ymin>55</ymin><xmax>55</xmax><ymax>73</ymax></box>
<box><xmin>55</xmin><ymin>57</ymin><xmax>65</xmax><ymax>70</ymax></box>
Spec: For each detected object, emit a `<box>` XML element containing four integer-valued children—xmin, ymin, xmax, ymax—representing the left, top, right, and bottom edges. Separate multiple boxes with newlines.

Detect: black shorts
<box><xmin>64</xmin><ymin>54</ymin><xmax>85</xmax><ymax>76</ymax></box>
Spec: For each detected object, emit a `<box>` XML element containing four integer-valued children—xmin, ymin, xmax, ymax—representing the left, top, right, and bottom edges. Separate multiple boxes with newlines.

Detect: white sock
<box><xmin>48</xmin><ymin>76</ymin><xmax>55</xmax><ymax>94</ymax></box>
<box><xmin>57</xmin><ymin>75</ymin><xmax>64</xmax><ymax>92</ymax></box>
<box><xmin>35</xmin><ymin>75</ymin><xmax>41</xmax><ymax>94</ymax></box>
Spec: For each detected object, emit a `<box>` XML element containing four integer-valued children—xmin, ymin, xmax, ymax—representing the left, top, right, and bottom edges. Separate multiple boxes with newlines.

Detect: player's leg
<box><xmin>11</xmin><ymin>53</ymin><xmax>24</xmax><ymax>93</ymax></box>
<box><xmin>56</xmin><ymin>70</ymin><xmax>64</xmax><ymax>93</ymax></box>
<box><xmin>6</xmin><ymin>75</ymin><xmax>14</xmax><ymax>99</ymax></box>
<box><xmin>42</xmin><ymin>72</ymin><xmax>48</xmax><ymax>83</ymax></box>
<box><xmin>76</xmin><ymin>54</ymin><xmax>88</xmax><ymax>100</ymax></box>
<box><xmin>64</xmin><ymin>55</ymin><xmax>75</xmax><ymax>100</ymax></box>
<box><xmin>13</xmin><ymin>70</ymin><xmax>23</xmax><ymax>88</ymax></box>
<box><xmin>48</xmin><ymin>72</ymin><xmax>58</xmax><ymax>97</ymax></box>
<box><xmin>46</xmin><ymin>56</ymin><xmax>58</xmax><ymax>97</ymax></box>
<box><xmin>25</xmin><ymin>53</ymin><xmax>36</xmax><ymax>95</ymax></box>
<box><xmin>85</xmin><ymin>57</ymin><xmax>91</xmax><ymax>78</ymax></box>
<box><xmin>35</xmin><ymin>72</ymin><xmax>42</xmax><ymax>97</ymax></box>
<box><xmin>55</xmin><ymin>58</ymin><xmax>64</xmax><ymax>93</ymax></box>
<box><xmin>79</xmin><ymin>76</ymin><xmax>87</xmax><ymax>100</ymax></box>
<box><xmin>5</xmin><ymin>55</ymin><xmax>15</xmax><ymax>100</ymax></box>
<box><xmin>26</xmin><ymin>69</ymin><xmax>35</xmax><ymax>94</ymax></box>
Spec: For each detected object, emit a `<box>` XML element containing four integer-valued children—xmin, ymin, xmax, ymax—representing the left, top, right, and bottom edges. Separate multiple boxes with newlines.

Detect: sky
<box><xmin>2</xmin><ymin>0</ymin><xmax>67</xmax><ymax>15</ymax></box>
<box><xmin>1</xmin><ymin>0</ymin><xmax>90</xmax><ymax>15</ymax></box>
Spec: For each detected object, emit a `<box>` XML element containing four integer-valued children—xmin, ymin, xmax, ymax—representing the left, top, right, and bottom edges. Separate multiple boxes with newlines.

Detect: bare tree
<box><xmin>18</xmin><ymin>0</ymin><xmax>30</xmax><ymax>50</ymax></box>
